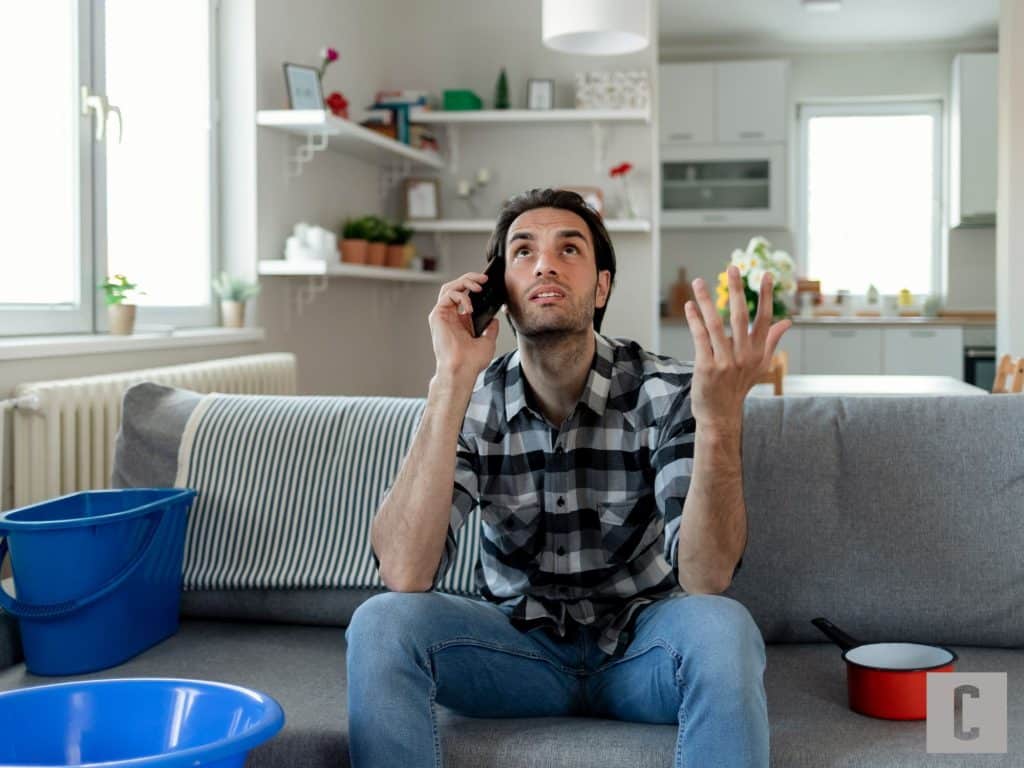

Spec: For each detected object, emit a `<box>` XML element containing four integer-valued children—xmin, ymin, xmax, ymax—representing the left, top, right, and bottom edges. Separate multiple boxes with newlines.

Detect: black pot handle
<box><xmin>811</xmin><ymin>617</ymin><xmax>862</xmax><ymax>652</ymax></box>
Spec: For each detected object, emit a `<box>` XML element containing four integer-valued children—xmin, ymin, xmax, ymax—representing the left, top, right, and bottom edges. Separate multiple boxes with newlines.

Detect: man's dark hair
<box><xmin>485</xmin><ymin>187</ymin><xmax>617</xmax><ymax>332</ymax></box>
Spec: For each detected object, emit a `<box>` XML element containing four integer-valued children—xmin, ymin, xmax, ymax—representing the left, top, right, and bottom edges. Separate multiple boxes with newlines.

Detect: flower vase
<box><xmin>108</xmin><ymin>304</ymin><xmax>136</xmax><ymax>335</ymax></box>
<box><xmin>618</xmin><ymin>177</ymin><xmax>636</xmax><ymax>219</ymax></box>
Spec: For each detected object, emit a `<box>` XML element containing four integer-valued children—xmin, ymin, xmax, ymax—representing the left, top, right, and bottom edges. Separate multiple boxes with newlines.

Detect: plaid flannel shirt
<box><xmin>430</xmin><ymin>328</ymin><xmax>743</xmax><ymax>657</ymax></box>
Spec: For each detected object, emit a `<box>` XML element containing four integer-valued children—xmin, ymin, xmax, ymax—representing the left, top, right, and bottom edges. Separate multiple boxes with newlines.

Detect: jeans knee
<box><xmin>678</xmin><ymin>595</ymin><xmax>766</xmax><ymax>679</ymax></box>
<box><xmin>346</xmin><ymin>591</ymin><xmax>443</xmax><ymax>663</ymax></box>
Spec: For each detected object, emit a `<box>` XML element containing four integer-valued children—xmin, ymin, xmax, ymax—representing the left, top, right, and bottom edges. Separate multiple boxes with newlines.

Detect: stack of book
<box><xmin>364</xmin><ymin>90</ymin><xmax>437</xmax><ymax>150</ymax></box>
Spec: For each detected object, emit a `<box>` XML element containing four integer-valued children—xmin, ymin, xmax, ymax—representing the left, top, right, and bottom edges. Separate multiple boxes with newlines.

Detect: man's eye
<box><xmin>564</xmin><ymin>245</ymin><xmax>578</xmax><ymax>254</ymax></box>
<box><xmin>514</xmin><ymin>248</ymin><xmax>530</xmax><ymax>258</ymax></box>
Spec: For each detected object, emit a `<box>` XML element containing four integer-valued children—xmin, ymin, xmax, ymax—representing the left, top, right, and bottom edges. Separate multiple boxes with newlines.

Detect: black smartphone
<box><xmin>470</xmin><ymin>256</ymin><xmax>507</xmax><ymax>338</ymax></box>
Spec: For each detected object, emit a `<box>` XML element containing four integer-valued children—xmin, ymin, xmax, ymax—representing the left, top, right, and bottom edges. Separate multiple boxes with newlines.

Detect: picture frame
<box><xmin>283</xmin><ymin>63</ymin><xmax>324</xmax><ymax>110</ymax></box>
<box><xmin>403</xmin><ymin>178</ymin><xmax>442</xmax><ymax>220</ymax></box>
<box><xmin>559</xmin><ymin>186</ymin><xmax>604</xmax><ymax>217</ymax></box>
<box><xmin>527</xmin><ymin>78</ymin><xmax>555</xmax><ymax>110</ymax></box>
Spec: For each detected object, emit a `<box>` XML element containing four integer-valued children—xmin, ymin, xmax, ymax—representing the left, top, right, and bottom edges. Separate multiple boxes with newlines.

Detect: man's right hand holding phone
<box><xmin>429</xmin><ymin>271</ymin><xmax>501</xmax><ymax>386</ymax></box>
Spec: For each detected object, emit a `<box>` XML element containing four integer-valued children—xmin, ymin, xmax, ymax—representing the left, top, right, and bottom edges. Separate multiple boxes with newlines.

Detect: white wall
<box><xmin>996</xmin><ymin>0</ymin><xmax>1024</xmax><ymax>358</ymax></box>
<box><xmin>659</xmin><ymin>45</ymin><xmax>998</xmax><ymax>312</ymax></box>
<box><xmin>243</xmin><ymin>0</ymin><xmax>659</xmax><ymax>395</ymax></box>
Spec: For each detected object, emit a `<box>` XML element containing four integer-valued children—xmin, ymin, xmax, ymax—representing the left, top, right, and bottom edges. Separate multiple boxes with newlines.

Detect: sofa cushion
<box><xmin>1</xmin><ymin>621</ymin><xmax>1020</xmax><ymax>767</ymax></box>
<box><xmin>726</xmin><ymin>394</ymin><xmax>1024</xmax><ymax>647</ymax></box>
<box><xmin>114</xmin><ymin>385</ymin><xmax>481</xmax><ymax>605</ymax></box>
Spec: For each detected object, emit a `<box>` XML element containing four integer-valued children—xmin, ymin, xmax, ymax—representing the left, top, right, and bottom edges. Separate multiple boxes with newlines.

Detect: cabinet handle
<box><xmin>909</xmin><ymin>330</ymin><xmax>937</xmax><ymax>338</ymax></box>
<box><xmin>669</xmin><ymin>132</ymin><xmax>693</xmax><ymax>140</ymax></box>
<box><xmin>739</xmin><ymin>130</ymin><xmax>764</xmax><ymax>139</ymax></box>
<box><xmin>829</xmin><ymin>330</ymin><xmax>857</xmax><ymax>338</ymax></box>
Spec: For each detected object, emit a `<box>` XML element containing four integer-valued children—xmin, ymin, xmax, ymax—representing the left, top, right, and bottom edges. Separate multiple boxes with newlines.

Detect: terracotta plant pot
<box><xmin>401</xmin><ymin>243</ymin><xmax>416</xmax><ymax>268</ymax></box>
<box><xmin>386</xmin><ymin>245</ymin><xmax>405</xmax><ymax>268</ymax></box>
<box><xmin>108</xmin><ymin>303</ymin><xmax>136</xmax><ymax>335</ymax></box>
<box><xmin>340</xmin><ymin>239</ymin><xmax>369</xmax><ymax>264</ymax></box>
<box><xmin>367</xmin><ymin>242</ymin><xmax>387</xmax><ymax>266</ymax></box>
<box><xmin>221</xmin><ymin>300</ymin><xmax>246</xmax><ymax>328</ymax></box>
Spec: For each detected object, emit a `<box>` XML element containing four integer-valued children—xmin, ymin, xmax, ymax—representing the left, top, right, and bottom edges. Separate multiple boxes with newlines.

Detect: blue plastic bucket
<box><xmin>0</xmin><ymin>678</ymin><xmax>284</xmax><ymax>767</ymax></box>
<box><xmin>0</xmin><ymin>488</ymin><xmax>196</xmax><ymax>676</ymax></box>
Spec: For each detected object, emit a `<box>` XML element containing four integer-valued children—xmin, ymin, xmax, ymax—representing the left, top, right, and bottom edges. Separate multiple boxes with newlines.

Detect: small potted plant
<box><xmin>100</xmin><ymin>274</ymin><xmax>144</xmax><ymax>335</ymax></box>
<box><xmin>365</xmin><ymin>216</ymin><xmax>390</xmax><ymax>266</ymax></box>
<box><xmin>339</xmin><ymin>217</ymin><xmax>370</xmax><ymax>264</ymax></box>
<box><xmin>387</xmin><ymin>223</ymin><xmax>414</xmax><ymax>268</ymax></box>
<box><xmin>212</xmin><ymin>271</ymin><xmax>260</xmax><ymax>328</ymax></box>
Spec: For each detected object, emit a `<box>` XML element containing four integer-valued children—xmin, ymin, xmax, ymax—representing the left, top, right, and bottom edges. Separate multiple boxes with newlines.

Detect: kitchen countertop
<box><xmin>661</xmin><ymin>315</ymin><xmax>996</xmax><ymax>327</ymax></box>
<box><xmin>748</xmin><ymin>375</ymin><xmax>988</xmax><ymax>397</ymax></box>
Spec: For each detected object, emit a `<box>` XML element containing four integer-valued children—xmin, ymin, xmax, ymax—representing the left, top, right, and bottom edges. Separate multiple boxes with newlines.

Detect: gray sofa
<box><xmin>1</xmin><ymin>384</ymin><xmax>1023</xmax><ymax>767</ymax></box>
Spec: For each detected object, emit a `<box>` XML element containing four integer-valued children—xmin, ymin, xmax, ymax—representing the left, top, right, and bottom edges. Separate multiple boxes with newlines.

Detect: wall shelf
<box><xmin>409</xmin><ymin>108</ymin><xmax>650</xmax><ymax>125</ymax></box>
<box><xmin>256</xmin><ymin>109</ymin><xmax>444</xmax><ymax>175</ymax></box>
<box><xmin>404</xmin><ymin>218</ymin><xmax>652</xmax><ymax>233</ymax></box>
<box><xmin>258</xmin><ymin>260</ymin><xmax>446</xmax><ymax>282</ymax></box>
<box><xmin>409</xmin><ymin>108</ymin><xmax>650</xmax><ymax>174</ymax></box>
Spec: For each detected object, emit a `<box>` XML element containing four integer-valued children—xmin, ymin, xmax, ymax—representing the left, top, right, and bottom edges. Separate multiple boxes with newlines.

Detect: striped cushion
<box><xmin>174</xmin><ymin>393</ymin><xmax>481</xmax><ymax>595</ymax></box>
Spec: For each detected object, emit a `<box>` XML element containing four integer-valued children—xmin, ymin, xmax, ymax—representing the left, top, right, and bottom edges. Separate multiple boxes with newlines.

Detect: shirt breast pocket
<box><xmin>597</xmin><ymin>496</ymin><xmax>658</xmax><ymax>565</ymax></box>
<box><xmin>481</xmin><ymin>501</ymin><xmax>543</xmax><ymax>555</ymax></box>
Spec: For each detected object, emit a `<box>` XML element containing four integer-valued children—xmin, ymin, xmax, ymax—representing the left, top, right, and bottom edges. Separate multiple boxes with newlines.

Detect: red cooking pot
<box><xmin>812</xmin><ymin>617</ymin><xmax>958</xmax><ymax>720</ymax></box>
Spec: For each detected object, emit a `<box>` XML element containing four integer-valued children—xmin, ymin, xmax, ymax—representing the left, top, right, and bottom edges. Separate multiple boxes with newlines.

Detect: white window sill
<box><xmin>0</xmin><ymin>327</ymin><xmax>265</xmax><ymax>361</ymax></box>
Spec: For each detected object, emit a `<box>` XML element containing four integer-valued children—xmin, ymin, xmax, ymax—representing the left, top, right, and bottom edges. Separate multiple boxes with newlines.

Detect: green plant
<box><xmin>341</xmin><ymin>217</ymin><xmax>370</xmax><ymax>240</ymax></box>
<box><xmin>99</xmin><ymin>274</ymin><xmax>144</xmax><ymax>306</ymax></box>
<box><xmin>364</xmin><ymin>216</ymin><xmax>391</xmax><ymax>243</ymax></box>
<box><xmin>390</xmin><ymin>224</ymin><xmax>414</xmax><ymax>245</ymax></box>
<box><xmin>212</xmin><ymin>271</ymin><xmax>260</xmax><ymax>302</ymax></box>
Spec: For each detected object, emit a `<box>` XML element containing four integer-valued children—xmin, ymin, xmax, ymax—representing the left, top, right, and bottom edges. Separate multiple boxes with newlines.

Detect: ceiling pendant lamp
<box><xmin>542</xmin><ymin>0</ymin><xmax>650</xmax><ymax>56</ymax></box>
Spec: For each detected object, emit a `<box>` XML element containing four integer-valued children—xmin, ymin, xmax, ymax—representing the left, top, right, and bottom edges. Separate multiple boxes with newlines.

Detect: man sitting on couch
<box><xmin>346</xmin><ymin>187</ymin><xmax>792</xmax><ymax>767</ymax></box>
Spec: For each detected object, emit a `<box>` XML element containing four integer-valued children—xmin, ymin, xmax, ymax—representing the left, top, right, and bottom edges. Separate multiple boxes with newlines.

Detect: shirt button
<box><xmin>556</xmin><ymin>497</ymin><xmax>565</xmax><ymax>507</ymax></box>
<box><xmin>557</xmin><ymin>546</ymin><xmax>566</xmax><ymax>556</ymax></box>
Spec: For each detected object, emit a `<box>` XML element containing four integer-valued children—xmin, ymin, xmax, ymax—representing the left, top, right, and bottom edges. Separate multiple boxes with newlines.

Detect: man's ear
<box><xmin>595</xmin><ymin>269</ymin><xmax>612</xmax><ymax>309</ymax></box>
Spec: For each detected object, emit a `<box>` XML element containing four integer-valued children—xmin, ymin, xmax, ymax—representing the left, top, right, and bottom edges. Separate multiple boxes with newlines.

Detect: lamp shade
<box><xmin>542</xmin><ymin>0</ymin><xmax>650</xmax><ymax>56</ymax></box>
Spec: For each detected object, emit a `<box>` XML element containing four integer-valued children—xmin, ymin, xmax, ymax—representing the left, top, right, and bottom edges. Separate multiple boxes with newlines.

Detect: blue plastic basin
<box><xmin>0</xmin><ymin>678</ymin><xmax>284</xmax><ymax>767</ymax></box>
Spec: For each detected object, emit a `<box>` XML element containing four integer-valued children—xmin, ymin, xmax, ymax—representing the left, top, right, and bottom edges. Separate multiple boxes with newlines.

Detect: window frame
<box><xmin>796</xmin><ymin>99</ymin><xmax>944</xmax><ymax>298</ymax></box>
<box><xmin>0</xmin><ymin>0</ymin><xmax>220</xmax><ymax>337</ymax></box>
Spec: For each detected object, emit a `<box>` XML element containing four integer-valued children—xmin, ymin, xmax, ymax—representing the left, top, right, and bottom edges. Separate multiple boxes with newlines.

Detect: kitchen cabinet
<box><xmin>715</xmin><ymin>60</ymin><xmax>788</xmax><ymax>143</ymax></box>
<box><xmin>882</xmin><ymin>327</ymin><xmax>964</xmax><ymax>378</ymax></box>
<box><xmin>659</xmin><ymin>63</ymin><xmax>714</xmax><ymax>145</ymax></box>
<box><xmin>659</xmin><ymin>59</ymin><xmax>788</xmax><ymax>146</ymax></box>
<box><xmin>950</xmin><ymin>52</ymin><xmax>997</xmax><ymax>227</ymax></box>
<box><xmin>802</xmin><ymin>328</ymin><xmax>884</xmax><ymax>374</ymax></box>
<box><xmin>658</xmin><ymin>325</ymin><xmax>803</xmax><ymax>373</ymax></box>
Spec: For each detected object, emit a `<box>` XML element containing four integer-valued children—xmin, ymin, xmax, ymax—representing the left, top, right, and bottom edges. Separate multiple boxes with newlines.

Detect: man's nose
<box><xmin>534</xmin><ymin>247</ymin><xmax>560</xmax><ymax>276</ymax></box>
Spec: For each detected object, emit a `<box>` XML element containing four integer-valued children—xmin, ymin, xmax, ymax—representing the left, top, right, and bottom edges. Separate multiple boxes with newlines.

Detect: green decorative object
<box><xmin>442</xmin><ymin>90</ymin><xmax>482</xmax><ymax>111</ymax></box>
<box><xmin>494</xmin><ymin>67</ymin><xmax>510</xmax><ymax>109</ymax></box>
<box><xmin>211</xmin><ymin>271</ymin><xmax>260</xmax><ymax>302</ymax></box>
<box><xmin>99</xmin><ymin>274</ymin><xmax>144</xmax><ymax>306</ymax></box>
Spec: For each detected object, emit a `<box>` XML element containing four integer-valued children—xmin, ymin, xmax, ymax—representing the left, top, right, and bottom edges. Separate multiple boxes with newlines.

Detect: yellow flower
<box><xmin>717</xmin><ymin>271</ymin><xmax>729</xmax><ymax>287</ymax></box>
<box><xmin>716</xmin><ymin>292</ymin><xmax>729</xmax><ymax>310</ymax></box>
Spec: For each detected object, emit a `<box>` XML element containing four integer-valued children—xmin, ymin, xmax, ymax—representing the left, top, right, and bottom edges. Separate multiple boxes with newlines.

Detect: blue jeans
<box><xmin>345</xmin><ymin>591</ymin><xmax>769</xmax><ymax>767</ymax></box>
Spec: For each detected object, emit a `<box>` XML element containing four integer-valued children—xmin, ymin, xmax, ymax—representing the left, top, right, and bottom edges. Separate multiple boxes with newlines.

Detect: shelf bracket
<box><xmin>445</xmin><ymin>124</ymin><xmax>461</xmax><ymax>175</ymax></box>
<box><xmin>379</xmin><ymin>159</ymin><xmax>413</xmax><ymax>210</ymax></box>
<box><xmin>295</xmin><ymin>273</ymin><xmax>329</xmax><ymax>315</ymax></box>
<box><xmin>591</xmin><ymin>122</ymin><xmax>608</xmax><ymax>175</ymax></box>
<box><xmin>288</xmin><ymin>131</ymin><xmax>329</xmax><ymax>178</ymax></box>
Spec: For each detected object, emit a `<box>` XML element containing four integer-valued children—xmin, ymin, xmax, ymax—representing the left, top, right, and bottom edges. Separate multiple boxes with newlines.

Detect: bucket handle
<box><xmin>0</xmin><ymin>503</ymin><xmax>167</xmax><ymax>620</ymax></box>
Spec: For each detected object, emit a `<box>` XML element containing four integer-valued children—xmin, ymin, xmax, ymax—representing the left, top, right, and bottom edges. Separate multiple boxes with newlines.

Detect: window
<box><xmin>798</xmin><ymin>101</ymin><xmax>942</xmax><ymax>296</ymax></box>
<box><xmin>0</xmin><ymin>0</ymin><xmax>218</xmax><ymax>336</ymax></box>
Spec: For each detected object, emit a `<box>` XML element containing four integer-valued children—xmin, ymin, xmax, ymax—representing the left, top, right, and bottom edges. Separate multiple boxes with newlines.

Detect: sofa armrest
<box><xmin>0</xmin><ymin>581</ymin><xmax>23</xmax><ymax>670</ymax></box>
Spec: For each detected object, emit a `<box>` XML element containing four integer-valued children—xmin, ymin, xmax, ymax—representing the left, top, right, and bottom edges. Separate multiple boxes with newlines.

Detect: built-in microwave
<box><xmin>660</xmin><ymin>143</ymin><xmax>786</xmax><ymax>229</ymax></box>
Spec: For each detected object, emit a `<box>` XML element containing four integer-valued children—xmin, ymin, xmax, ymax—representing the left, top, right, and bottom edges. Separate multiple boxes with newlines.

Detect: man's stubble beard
<box><xmin>508</xmin><ymin>289</ymin><xmax>596</xmax><ymax>343</ymax></box>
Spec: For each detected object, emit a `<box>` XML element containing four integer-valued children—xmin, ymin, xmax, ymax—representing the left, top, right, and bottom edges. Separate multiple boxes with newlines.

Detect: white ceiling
<box><xmin>659</xmin><ymin>0</ymin><xmax>999</xmax><ymax>50</ymax></box>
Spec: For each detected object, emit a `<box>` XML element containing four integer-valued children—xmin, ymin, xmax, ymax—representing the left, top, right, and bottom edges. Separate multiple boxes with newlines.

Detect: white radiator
<box><xmin>1</xmin><ymin>353</ymin><xmax>296</xmax><ymax>510</ymax></box>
